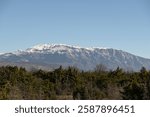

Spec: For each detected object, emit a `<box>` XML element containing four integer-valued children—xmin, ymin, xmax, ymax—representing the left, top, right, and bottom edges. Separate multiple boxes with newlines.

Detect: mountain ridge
<box><xmin>0</xmin><ymin>44</ymin><xmax>150</xmax><ymax>71</ymax></box>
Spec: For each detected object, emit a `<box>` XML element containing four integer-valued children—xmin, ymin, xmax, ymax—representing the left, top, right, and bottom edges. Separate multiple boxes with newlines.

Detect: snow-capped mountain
<box><xmin>0</xmin><ymin>44</ymin><xmax>150</xmax><ymax>71</ymax></box>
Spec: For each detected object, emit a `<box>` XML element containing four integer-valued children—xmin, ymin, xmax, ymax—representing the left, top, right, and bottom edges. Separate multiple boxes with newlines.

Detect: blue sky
<box><xmin>0</xmin><ymin>0</ymin><xmax>150</xmax><ymax>58</ymax></box>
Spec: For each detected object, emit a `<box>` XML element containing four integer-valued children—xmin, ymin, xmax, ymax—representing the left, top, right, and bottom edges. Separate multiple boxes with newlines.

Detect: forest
<box><xmin>0</xmin><ymin>65</ymin><xmax>150</xmax><ymax>100</ymax></box>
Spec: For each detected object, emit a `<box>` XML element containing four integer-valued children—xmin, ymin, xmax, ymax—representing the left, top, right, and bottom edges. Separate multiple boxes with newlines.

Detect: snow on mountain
<box><xmin>0</xmin><ymin>44</ymin><xmax>150</xmax><ymax>71</ymax></box>
<box><xmin>26</xmin><ymin>44</ymin><xmax>108</xmax><ymax>53</ymax></box>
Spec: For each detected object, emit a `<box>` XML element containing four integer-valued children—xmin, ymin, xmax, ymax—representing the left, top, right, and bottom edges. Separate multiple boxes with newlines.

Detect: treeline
<box><xmin>0</xmin><ymin>65</ymin><xmax>150</xmax><ymax>100</ymax></box>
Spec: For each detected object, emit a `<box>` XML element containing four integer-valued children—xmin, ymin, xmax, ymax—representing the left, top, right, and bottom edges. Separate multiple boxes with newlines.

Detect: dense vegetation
<box><xmin>0</xmin><ymin>65</ymin><xmax>150</xmax><ymax>100</ymax></box>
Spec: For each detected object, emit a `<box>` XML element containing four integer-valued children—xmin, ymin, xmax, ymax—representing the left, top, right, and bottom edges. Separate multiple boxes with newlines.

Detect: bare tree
<box><xmin>95</xmin><ymin>64</ymin><xmax>107</xmax><ymax>72</ymax></box>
